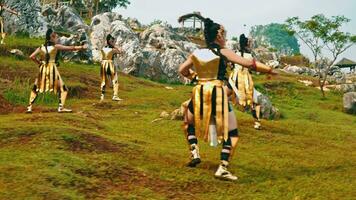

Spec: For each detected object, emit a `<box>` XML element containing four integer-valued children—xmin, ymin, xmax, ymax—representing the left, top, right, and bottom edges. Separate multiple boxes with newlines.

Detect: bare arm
<box><xmin>113</xmin><ymin>46</ymin><xmax>123</xmax><ymax>54</ymax></box>
<box><xmin>29</xmin><ymin>47</ymin><xmax>41</xmax><ymax>65</ymax></box>
<box><xmin>221</xmin><ymin>49</ymin><xmax>274</xmax><ymax>74</ymax></box>
<box><xmin>54</xmin><ymin>44</ymin><xmax>87</xmax><ymax>51</ymax></box>
<box><xmin>179</xmin><ymin>55</ymin><xmax>194</xmax><ymax>78</ymax></box>
<box><xmin>221</xmin><ymin>49</ymin><xmax>253</xmax><ymax>66</ymax></box>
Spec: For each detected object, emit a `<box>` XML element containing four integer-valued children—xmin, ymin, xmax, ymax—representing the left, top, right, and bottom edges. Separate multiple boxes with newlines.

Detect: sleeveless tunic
<box><xmin>190</xmin><ymin>49</ymin><xmax>229</xmax><ymax>142</ymax></box>
<box><xmin>35</xmin><ymin>45</ymin><xmax>64</xmax><ymax>94</ymax></box>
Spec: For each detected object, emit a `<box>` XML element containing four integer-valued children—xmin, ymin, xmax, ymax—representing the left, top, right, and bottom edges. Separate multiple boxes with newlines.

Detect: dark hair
<box><xmin>239</xmin><ymin>34</ymin><xmax>249</xmax><ymax>56</ymax></box>
<box><xmin>203</xmin><ymin>18</ymin><xmax>221</xmax><ymax>49</ymax></box>
<box><xmin>106</xmin><ymin>34</ymin><xmax>115</xmax><ymax>48</ymax></box>
<box><xmin>44</xmin><ymin>28</ymin><xmax>59</xmax><ymax>65</ymax></box>
<box><xmin>194</xmin><ymin>16</ymin><xmax>229</xmax><ymax>64</ymax></box>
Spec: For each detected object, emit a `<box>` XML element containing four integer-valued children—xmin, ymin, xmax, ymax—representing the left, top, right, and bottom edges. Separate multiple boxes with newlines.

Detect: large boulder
<box><xmin>334</xmin><ymin>83</ymin><xmax>356</xmax><ymax>93</ymax></box>
<box><xmin>90</xmin><ymin>14</ymin><xmax>198</xmax><ymax>82</ymax></box>
<box><xmin>2</xmin><ymin>0</ymin><xmax>47</xmax><ymax>37</ymax></box>
<box><xmin>343</xmin><ymin>92</ymin><xmax>356</xmax><ymax>114</ymax></box>
<box><xmin>138</xmin><ymin>24</ymin><xmax>198</xmax><ymax>82</ymax></box>
<box><xmin>111</xmin><ymin>20</ymin><xmax>143</xmax><ymax>75</ymax></box>
<box><xmin>57</xmin><ymin>34</ymin><xmax>92</xmax><ymax>63</ymax></box>
<box><xmin>42</xmin><ymin>5</ymin><xmax>89</xmax><ymax>33</ymax></box>
<box><xmin>90</xmin><ymin>12</ymin><xmax>124</xmax><ymax>61</ymax></box>
<box><xmin>257</xmin><ymin>94</ymin><xmax>280</xmax><ymax>119</ymax></box>
<box><xmin>90</xmin><ymin>13</ymin><xmax>143</xmax><ymax>74</ymax></box>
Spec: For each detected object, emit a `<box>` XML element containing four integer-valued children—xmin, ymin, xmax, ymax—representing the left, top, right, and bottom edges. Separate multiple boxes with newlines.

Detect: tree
<box><xmin>285</xmin><ymin>14</ymin><xmax>356</xmax><ymax>98</ymax></box>
<box><xmin>95</xmin><ymin>0</ymin><xmax>130</xmax><ymax>14</ymax></box>
<box><xmin>77</xmin><ymin>0</ymin><xmax>130</xmax><ymax>17</ymax></box>
<box><xmin>250</xmin><ymin>23</ymin><xmax>300</xmax><ymax>56</ymax></box>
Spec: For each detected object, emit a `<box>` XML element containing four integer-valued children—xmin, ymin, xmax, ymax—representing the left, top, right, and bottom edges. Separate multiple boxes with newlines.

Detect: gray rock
<box><xmin>257</xmin><ymin>94</ymin><xmax>280</xmax><ymax>120</ymax></box>
<box><xmin>343</xmin><ymin>92</ymin><xmax>356</xmax><ymax>114</ymax></box>
<box><xmin>283</xmin><ymin>65</ymin><xmax>317</xmax><ymax>76</ymax></box>
<box><xmin>125</xmin><ymin>17</ymin><xmax>143</xmax><ymax>30</ymax></box>
<box><xmin>328</xmin><ymin>72</ymin><xmax>346</xmax><ymax>84</ymax></box>
<box><xmin>90</xmin><ymin>12</ymin><xmax>123</xmax><ymax>61</ymax></box>
<box><xmin>90</xmin><ymin>12</ymin><xmax>142</xmax><ymax>71</ymax></box>
<box><xmin>42</xmin><ymin>5</ymin><xmax>89</xmax><ymax>33</ymax></box>
<box><xmin>2</xmin><ymin>0</ymin><xmax>47</xmax><ymax>37</ymax></box>
<box><xmin>9</xmin><ymin>49</ymin><xmax>25</xmax><ymax>59</ymax></box>
<box><xmin>90</xmin><ymin>14</ymin><xmax>198</xmax><ymax>82</ymax></box>
<box><xmin>335</xmin><ymin>83</ymin><xmax>356</xmax><ymax>93</ymax></box>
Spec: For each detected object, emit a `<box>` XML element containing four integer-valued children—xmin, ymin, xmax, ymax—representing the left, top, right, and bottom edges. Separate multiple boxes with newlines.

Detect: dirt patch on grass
<box><xmin>63</xmin><ymin>132</ymin><xmax>128</xmax><ymax>153</ymax></box>
<box><xmin>75</xmin><ymin>164</ymin><xmax>208</xmax><ymax>199</ymax></box>
<box><xmin>92</xmin><ymin>102</ymin><xmax>127</xmax><ymax>110</ymax></box>
<box><xmin>0</xmin><ymin>95</ymin><xmax>26</xmax><ymax>114</ymax></box>
<box><xmin>0</xmin><ymin>128</ymin><xmax>37</xmax><ymax>147</ymax></box>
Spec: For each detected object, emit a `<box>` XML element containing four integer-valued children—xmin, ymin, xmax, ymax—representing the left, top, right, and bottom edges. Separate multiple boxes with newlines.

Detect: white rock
<box><xmin>343</xmin><ymin>92</ymin><xmax>356</xmax><ymax>114</ymax></box>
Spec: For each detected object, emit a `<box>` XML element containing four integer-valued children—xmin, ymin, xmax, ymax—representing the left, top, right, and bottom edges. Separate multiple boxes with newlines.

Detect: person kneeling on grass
<box><xmin>26</xmin><ymin>28</ymin><xmax>87</xmax><ymax>113</ymax></box>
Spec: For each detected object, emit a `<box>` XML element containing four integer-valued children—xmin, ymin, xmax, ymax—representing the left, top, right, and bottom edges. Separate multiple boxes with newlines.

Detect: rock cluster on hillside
<box><xmin>90</xmin><ymin>13</ymin><xmax>198</xmax><ymax>82</ymax></box>
<box><xmin>283</xmin><ymin>65</ymin><xmax>317</xmax><ymax>76</ymax></box>
<box><xmin>2</xmin><ymin>0</ymin><xmax>47</xmax><ymax>37</ymax></box>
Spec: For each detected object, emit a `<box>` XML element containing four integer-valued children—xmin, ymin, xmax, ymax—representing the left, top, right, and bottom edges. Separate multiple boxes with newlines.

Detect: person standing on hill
<box><xmin>228</xmin><ymin>34</ymin><xmax>263</xmax><ymax>130</ymax></box>
<box><xmin>179</xmin><ymin>16</ymin><xmax>276</xmax><ymax>181</ymax></box>
<box><xmin>99</xmin><ymin>34</ymin><xmax>123</xmax><ymax>102</ymax></box>
<box><xmin>0</xmin><ymin>2</ymin><xmax>20</xmax><ymax>45</ymax></box>
<box><xmin>26</xmin><ymin>28</ymin><xmax>87</xmax><ymax>113</ymax></box>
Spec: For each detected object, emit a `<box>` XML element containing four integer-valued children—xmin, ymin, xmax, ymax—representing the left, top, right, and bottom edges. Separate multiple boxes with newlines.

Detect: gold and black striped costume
<box><xmin>100</xmin><ymin>47</ymin><xmax>119</xmax><ymax>97</ymax></box>
<box><xmin>34</xmin><ymin>46</ymin><xmax>65</xmax><ymax>93</ymax></box>
<box><xmin>29</xmin><ymin>45</ymin><xmax>68</xmax><ymax>106</ymax></box>
<box><xmin>228</xmin><ymin>53</ymin><xmax>254</xmax><ymax>107</ymax></box>
<box><xmin>187</xmin><ymin>49</ymin><xmax>229</xmax><ymax>142</ymax></box>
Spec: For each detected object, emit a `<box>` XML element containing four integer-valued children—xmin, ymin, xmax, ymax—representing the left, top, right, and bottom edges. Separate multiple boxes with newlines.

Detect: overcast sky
<box><xmin>115</xmin><ymin>0</ymin><xmax>356</xmax><ymax>62</ymax></box>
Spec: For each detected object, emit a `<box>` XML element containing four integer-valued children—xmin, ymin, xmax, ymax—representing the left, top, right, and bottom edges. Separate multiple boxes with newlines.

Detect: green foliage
<box><xmin>96</xmin><ymin>0</ymin><xmax>130</xmax><ymax>12</ymax></box>
<box><xmin>250</xmin><ymin>23</ymin><xmax>300</xmax><ymax>55</ymax></box>
<box><xmin>149</xmin><ymin>19</ymin><xmax>164</xmax><ymax>26</ymax></box>
<box><xmin>231</xmin><ymin>36</ymin><xmax>238</xmax><ymax>41</ymax></box>
<box><xmin>72</xmin><ymin>0</ymin><xmax>130</xmax><ymax>13</ymax></box>
<box><xmin>285</xmin><ymin>14</ymin><xmax>356</xmax><ymax>97</ymax></box>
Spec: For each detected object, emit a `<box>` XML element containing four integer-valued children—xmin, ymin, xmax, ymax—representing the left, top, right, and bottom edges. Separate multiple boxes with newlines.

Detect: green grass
<box><xmin>0</xmin><ymin>37</ymin><xmax>355</xmax><ymax>199</ymax></box>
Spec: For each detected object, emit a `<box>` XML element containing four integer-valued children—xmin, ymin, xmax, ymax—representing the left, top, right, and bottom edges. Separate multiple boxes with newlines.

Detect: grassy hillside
<box><xmin>0</xmin><ymin>36</ymin><xmax>355</xmax><ymax>200</ymax></box>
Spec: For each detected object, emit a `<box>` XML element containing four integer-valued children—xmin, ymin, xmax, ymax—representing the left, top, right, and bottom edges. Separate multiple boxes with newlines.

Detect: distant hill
<box><xmin>251</xmin><ymin>23</ymin><xmax>300</xmax><ymax>56</ymax></box>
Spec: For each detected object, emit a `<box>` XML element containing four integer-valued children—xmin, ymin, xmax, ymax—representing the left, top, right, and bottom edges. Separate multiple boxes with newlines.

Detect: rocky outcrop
<box><xmin>90</xmin><ymin>13</ymin><xmax>198</xmax><ymax>82</ymax></box>
<box><xmin>283</xmin><ymin>65</ymin><xmax>317</xmax><ymax>76</ymax></box>
<box><xmin>334</xmin><ymin>83</ymin><xmax>356</xmax><ymax>93</ymax></box>
<box><xmin>90</xmin><ymin>12</ymin><xmax>143</xmax><ymax>74</ymax></box>
<box><xmin>343</xmin><ymin>92</ymin><xmax>356</xmax><ymax>114</ymax></box>
<box><xmin>138</xmin><ymin>24</ymin><xmax>197</xmax><ymax>81</ymax></box>
<box><xmin>2</xmin><ymin>0</ymin><xmax>47</xmax><ymax>37</ymax></box>
<box><xmin>42</xmin><ymin>5</ymin><xmax>89</xmax><ymax>33</ymax></box>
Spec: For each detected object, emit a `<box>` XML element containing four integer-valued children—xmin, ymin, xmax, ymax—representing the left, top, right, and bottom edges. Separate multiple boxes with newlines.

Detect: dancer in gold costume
<box><xmin>27</xmin><ymin>28</ymin><xmax>87</xmax><ymax>113</ymax></box>
<box><xmin>100</xmin><ymin>34</ymin><xmax>123</xmax><ymax>101</ymax></box>
<box><xmin>0</xmin><ymin>2</ymin><xmax>19</xmax><ymax>45</ymax></box>
<box><xmin>179</xmin><ymin>17</ymin><xmax>275</xmax><ymax>181</ymax></box>
<box><xmin>229</xmin><ymin>34</ymin><xmax>263</xmax><ymax>129</ymax></box>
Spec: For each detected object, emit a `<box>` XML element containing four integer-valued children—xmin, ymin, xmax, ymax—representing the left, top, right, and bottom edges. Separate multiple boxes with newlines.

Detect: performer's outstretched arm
<box><xmin>221</xmin><ymin>49</ymin><xmax>277</xmax><ymax>74</ymax></box>
<box><xmin>55</xmin><ymin>44</ymin><xmax>88</xmax><ymax>51</ymax></box>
